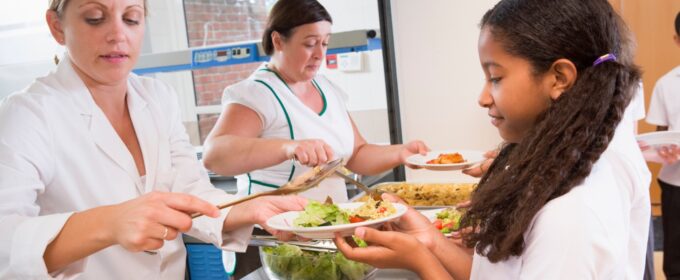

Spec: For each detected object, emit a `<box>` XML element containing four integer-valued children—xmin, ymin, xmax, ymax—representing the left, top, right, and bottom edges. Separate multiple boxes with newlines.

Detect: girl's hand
<box><xmin>449</xmin><ymin>227</ymin><xmax>475</xmax><ymax>256</ymax></box>
<box><xmin>334</xmin><ymin>227</ymin><xmax>452</xmax><ymax>279</ymax></box>
<box><xmin>383</xmin><ymin>193</ymin><xmax>474</xmax><ymax>256</ymax></box>
<box><xmin>334</xmin><ymin>227</ymin><xmax>431</xmax><ymax>271</ymax></box>
<box><xmin>380</xmin><ymin>193</ymin><xmax>443</xmax><ymax>251</ymax></box>
<box><xmin>107</xmin><ymin>192</ymin><xmax>220</xmax><ymax>252</ymax></box>
<box><xmin>283</xmin><ymin>139</ymin><xmax>334</xmax><ymax>167</ymax></box>
<box><xmin>462</xmin><ymin>148</ymin><xmax>498</xmax><ymax>177</ymax></box>
<box><xmin>400</xmin><ymin>140</ymin><xmax>429</xmax><ymax>169</ymax></box>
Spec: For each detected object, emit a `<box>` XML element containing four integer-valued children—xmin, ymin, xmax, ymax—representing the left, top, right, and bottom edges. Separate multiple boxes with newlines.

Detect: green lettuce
<box><xmin>293</xmin><ymin>201</ymin><xmax>349</xmax><ymax>227</ymax></box>
<box><xmin>262</xmin><ymin>244</ymin><xmax>372</xmax><ymax>280</ymax></box>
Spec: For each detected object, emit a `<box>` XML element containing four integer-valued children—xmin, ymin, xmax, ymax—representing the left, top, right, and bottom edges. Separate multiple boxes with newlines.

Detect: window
<box><xmin>0</xmin><ymin>2</ymin><xmax>65</xmax><ymax>98</ymax></box>
<box><xmin>183</xmin><ymin>0</ymin><xmax>276</xmax><ymax>143</ymax></box>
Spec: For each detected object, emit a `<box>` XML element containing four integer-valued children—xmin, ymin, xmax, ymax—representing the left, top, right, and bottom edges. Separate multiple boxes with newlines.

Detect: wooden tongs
<box><xmin>191</xmin><ymin>158</ymin><xmax>344</xmax><ymax>218</ymax></box>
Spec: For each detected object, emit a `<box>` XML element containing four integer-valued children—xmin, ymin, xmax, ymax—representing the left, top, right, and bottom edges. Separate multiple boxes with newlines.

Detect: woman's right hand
<box><xmin>283</xmin><ymin>139</ymin><xmax>335</xmax><ymax>166</ymax></box>
<box><xmin>106</xmin><ymin>192</ymin><xmax>220</xmax><ymax>252</ymax></box>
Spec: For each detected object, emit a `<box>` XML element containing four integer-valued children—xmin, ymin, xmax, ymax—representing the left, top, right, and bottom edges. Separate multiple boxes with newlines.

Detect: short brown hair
<box><xmin>262</xmin><ymin>0</ymin><xmax>332</xmax><ymax>55</ymax></box>
<box><xmin>48</xmin><ymin>0</ymin><xmax>147</xmax><ymax>17</ymax></box>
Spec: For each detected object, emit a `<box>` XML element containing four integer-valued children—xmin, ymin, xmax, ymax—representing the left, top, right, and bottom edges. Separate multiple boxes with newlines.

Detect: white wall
<box><xmin>317</xmin><ymin>0</ymin><xmax>390</xmax><ymax>144</ymax></box>
<box><xmin>391</xmin><ymin>0</ymin><xmax>502</xmax><ymax>182</ymax></box>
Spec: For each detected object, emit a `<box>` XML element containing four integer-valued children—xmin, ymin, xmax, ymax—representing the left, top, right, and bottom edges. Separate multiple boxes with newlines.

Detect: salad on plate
<box><xmin>267</xmin><ymin>197</ymin><xmax>406</xmax><ymax>239</ymax></box>
<box><xmin>293</xmin><ymin>197</ymin><xmax>397</xmax><ymax>227</ymax></box>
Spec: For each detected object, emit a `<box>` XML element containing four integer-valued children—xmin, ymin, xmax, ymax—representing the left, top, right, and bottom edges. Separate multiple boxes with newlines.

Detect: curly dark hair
<box><xmin>461</xmin><ymin>0</ymin><xmax>641</xmax><ymax>262</ymax></box>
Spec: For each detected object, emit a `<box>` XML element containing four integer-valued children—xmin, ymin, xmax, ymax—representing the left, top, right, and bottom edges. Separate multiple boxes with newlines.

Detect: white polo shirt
<box><xmin>471</xmin><ymin>87</ymin><xmax>651</xmax><ymax>279</ymax></box>
<box><xmin>222</xmin><ymin>64</ymin><xmax>355</xmax><ymax>202</ymax></box>
<box><xmin>647</xmin><ymin>66</ymin><xmax>680</xmax><ymax>186</ymax></box>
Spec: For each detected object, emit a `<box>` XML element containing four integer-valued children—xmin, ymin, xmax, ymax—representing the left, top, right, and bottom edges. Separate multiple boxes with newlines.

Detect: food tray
<box><xmin>350</xmin><ymin>182</ymin><xmax>477</xmax><ymax>209</ymax></box>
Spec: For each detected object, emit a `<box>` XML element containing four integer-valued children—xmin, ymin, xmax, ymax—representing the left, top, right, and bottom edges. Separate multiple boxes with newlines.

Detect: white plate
<box><xmin>418</xmin><ymin>208</ymin><xmax>444</xmax><ymax>221</ymax></box>
<box><xmin>266</xmin><ymin>202</ymin><xmax>408</xmax><ymax>239</ymax></box>
<box><xmin>636</xmin><ymin>131</ymin><xmax>680</xmax><ymax>147</ymax></box>
<box><xmin>406</xmin><ymin>150</ymin><xmax>485</xmax><ymax>171</ymax></box>
<box><xmin>636</xmin><ymin>131</ymin><xmax>680</xmax><ymax>162</ymax></box>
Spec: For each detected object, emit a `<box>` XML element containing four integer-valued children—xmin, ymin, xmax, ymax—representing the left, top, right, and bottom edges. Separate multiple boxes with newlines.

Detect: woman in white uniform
<box><xmin>334</xmin><ymin>0</ymin><xmax>650</xmax><ymax>279</ymax></box>
<box><xmin>203</xmin><ymin>0</ymin><xmax>428</xmax><ymax>202</ymax></box>
<box><xmin>0</xmin><ymin>0</ymin><xmax>306</xmax><ymax>279</ymax></box>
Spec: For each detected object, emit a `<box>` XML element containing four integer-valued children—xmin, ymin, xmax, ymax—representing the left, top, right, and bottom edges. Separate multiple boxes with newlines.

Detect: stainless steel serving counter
<box><xmin>241</xmin><ymin>267</ymin><xmax>420</xmax><ymax>280</ymax></box>
<box><xmin>199</xmin><ymin>170</ymin><xmax>400</xmax><ymax>279</ymax></box>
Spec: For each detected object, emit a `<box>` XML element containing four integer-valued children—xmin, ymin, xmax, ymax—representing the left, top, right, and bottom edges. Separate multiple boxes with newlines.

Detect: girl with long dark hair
<box><xmin>334</xmin><ymin>0</ymin><xmax>650</xmax><ymax>279</ymax></box>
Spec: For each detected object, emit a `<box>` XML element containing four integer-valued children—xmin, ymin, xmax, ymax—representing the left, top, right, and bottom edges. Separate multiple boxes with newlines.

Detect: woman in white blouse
<box><xmin>0</xmin><ymin>0</ymin><xmax>305</xmax><ymax>279</ymax></box>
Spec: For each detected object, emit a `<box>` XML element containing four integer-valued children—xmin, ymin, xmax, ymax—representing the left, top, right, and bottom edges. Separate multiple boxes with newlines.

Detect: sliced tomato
<box><xmin>377</xmin><ymin>207</ymin><xmax>387</xmax><ymax>213</ymax></box>
<box><xmin>433</xmin><ymin>219</ymin><xmax>443</xmax><ymax>230</ymax></box>
<box><xmin>349</xmin><ymin>215</ymin><xmax>366</xmax><ymax>223</ymax></box>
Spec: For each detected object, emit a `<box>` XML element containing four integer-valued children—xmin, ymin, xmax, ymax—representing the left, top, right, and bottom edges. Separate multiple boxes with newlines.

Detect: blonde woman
<box><xmin>0</xmin><ymin>0</ymin><xmax>306</xmax><ymax>278</ymax></box>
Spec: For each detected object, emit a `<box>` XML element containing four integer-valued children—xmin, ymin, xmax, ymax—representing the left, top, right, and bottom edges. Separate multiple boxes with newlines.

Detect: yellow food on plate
<box><xmin>426</xmin><ymin>152</ymin><xmax>466</xmax><ymax>164</ymax></box>
<box><xmin>352</xmin><ymin>197</ymin><xmax>396</xmax><ymax>220</ymax></box>
<box><xmin>356</xmin><ymin>182</ymin><xmax>476</xmax><ymax>207</ymax></box>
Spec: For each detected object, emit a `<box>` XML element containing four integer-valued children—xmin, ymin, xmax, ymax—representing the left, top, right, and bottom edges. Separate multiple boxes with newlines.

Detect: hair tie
<box><xmin>592</xmin><ymin>53</ymin><xmax>617</xmax><ymax>66</ymax></box>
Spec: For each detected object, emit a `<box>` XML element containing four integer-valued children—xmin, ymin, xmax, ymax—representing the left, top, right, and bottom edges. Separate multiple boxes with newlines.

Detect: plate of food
<box><xmin>419</xmin><ymin>207</ymin><xmax>465</xmax><ymax>236</ymax></box>
<box><xmin>406</xmin><ymin>150</ymin><xmax>485</xmax><ymax>171</ymax></box>
<box><xmin>266</xmin><ymin>198</ymin><xmax>407</xmax><ymax>239</ymax></box>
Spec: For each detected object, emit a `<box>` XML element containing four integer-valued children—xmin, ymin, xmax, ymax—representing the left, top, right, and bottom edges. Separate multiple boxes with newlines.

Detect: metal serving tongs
<box><xmin>250</xmin><ymin>235</ymin><xmax>338</xmax><ymax>253</ymax></box>
<box><xmin>333</xmin><ymin>170</ymin><xmax>384</xmax><ymax>201</ymax></box>
<box><xmin>191</xmin><ymin>158</ymin><xmax>344</xmax><ymax>219</ymax></box>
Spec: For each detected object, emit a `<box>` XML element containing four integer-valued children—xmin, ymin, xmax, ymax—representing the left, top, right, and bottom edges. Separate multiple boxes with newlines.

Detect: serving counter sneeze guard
<box><xmin>132</xmin><ymin>29</ymin><xmax>381</xmax><ymax>75</ymax></box>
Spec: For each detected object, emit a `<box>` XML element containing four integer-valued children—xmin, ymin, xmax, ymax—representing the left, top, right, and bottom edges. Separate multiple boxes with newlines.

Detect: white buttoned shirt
<box><xmin>0</xmin><ymin>57</ymin><xmax>253</xmax><ymax>279</ymax></box>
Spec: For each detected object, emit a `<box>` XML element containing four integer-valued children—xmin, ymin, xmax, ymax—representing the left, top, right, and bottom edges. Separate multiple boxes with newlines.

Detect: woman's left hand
<box><xmin>399</xmin><ymin>140</ymin><xmax>429</xmax><ymax>168</ymax></box>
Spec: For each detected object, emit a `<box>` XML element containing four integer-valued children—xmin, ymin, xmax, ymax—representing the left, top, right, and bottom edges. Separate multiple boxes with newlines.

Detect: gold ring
<box><xmin>162</xmin><ymin>226</ymin><xmax>168</xmax><ymax>239</ymax></box>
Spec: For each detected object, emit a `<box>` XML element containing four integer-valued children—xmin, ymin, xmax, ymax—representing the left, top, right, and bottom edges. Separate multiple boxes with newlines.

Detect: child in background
<box><xmin>646</xmin><ymin>11</ymin><xmax>680</xmax><ymax>279</ymax></box>
<box><xmin>334</xmin><ymin>0</ymin><xmax>650</xmax><ymax>279</ymax></box>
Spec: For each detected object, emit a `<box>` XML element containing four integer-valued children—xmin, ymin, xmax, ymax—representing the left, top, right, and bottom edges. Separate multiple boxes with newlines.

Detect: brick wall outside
<box><xmin>183</xmin><ymin>0</ymin><xmax>272</xmax><ymax>143</ymax></box>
